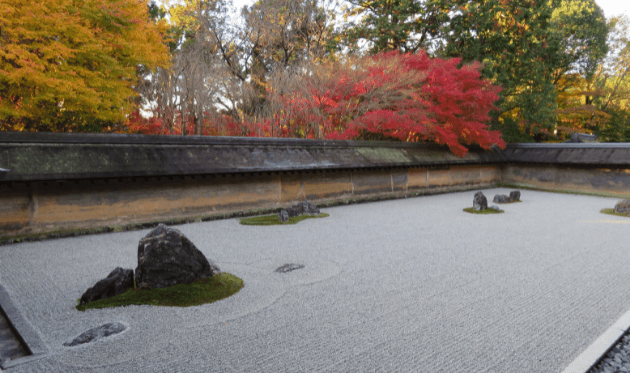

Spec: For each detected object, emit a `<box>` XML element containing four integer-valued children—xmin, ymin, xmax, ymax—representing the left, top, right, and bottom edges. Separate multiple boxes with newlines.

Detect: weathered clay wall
<box><xmin>502</xmin><ymin>165</ymin><xmax>630</xmax><ymax>198</ymax></box>
<box><xmin>0</xmin><ymin>132</ymin><xmax>506</xmax><ymax>238</ymax></box>
<box><xmin>0</xmin><ymin>165</ymin><xmax>500</xmax><ymax>237</ymax></box>
<box><xmin>5</xmin><ymin>133</ymin><xmax>630</xmax><ymax>240</ymax></box>
<box><xmin>500</xmin><ymin>143</ymin><xmax>630</xmax><ymax>198</ymax></box>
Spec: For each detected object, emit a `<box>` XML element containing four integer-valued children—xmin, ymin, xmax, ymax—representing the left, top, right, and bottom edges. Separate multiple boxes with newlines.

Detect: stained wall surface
<box><xmin>4</xmin><ymin>133</ymin><xmax>630</xmax><ymax>238</ymax></box>
<box><xmin>502</xmin><ymin>165</ymin><xmax>630</xmax><ymax>198</ymax></box>
<box><xmin>0</xmin><ymin>166</ymin><xmax>500</xmax><ymax>236</ymax></box>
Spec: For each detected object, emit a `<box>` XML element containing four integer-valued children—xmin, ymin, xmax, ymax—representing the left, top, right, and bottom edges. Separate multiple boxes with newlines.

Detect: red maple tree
<box><xmin>129</xmin><ymin>51</ymin><xmax>506</xmax><ymax>157</ymax></box>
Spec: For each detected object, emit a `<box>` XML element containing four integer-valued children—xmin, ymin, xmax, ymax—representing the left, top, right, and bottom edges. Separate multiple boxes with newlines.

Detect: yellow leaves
<box><xmin>0</xmin><ymin>0</ymin><xmax>170</xmax><ymax>129</ymax></box>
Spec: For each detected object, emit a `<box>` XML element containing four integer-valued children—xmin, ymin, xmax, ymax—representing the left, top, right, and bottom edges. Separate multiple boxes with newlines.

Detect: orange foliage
<box><xmin>0</xmin><ymin>0</ymin><xmax>169</xmax><ymax>131</ymax></box>
<box><xmin>129</xmin><ymin>51</ymin><xmax>505</xmax><ymax>157</ymax></box>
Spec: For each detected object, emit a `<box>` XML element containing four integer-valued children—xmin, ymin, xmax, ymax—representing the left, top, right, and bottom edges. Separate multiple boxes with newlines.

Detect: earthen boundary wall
<box><xmin>2</xmin><ymin>133</ymin><xmax>630</xmax><ymax>239</ymax></box>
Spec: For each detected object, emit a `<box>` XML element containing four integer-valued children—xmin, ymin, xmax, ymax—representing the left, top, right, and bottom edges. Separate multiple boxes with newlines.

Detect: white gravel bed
<box><xmin>1</xmin><ymin>188</ymin><xmax>630</xmax><ymax>372</ymax></box>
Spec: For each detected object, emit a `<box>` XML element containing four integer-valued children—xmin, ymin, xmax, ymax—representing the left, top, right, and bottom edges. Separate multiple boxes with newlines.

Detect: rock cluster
<box><xmin>493</xmin><ymin>190</ymin><xmax>521</xmax><ymax>204</ymax></box>
<box><xmin>278</xmin><ymin>201</ymin><xmax>320</xmax><ymax>223</ymax></box>
<box><xmin>64</xmin><ymin>323</ymin><xmax>126</xmax><ymax>347</ymax></box>
<box><xmin>79</xmin><ymin>223</ymin><xmax>220</xmax><ymax>305</ymax></box>
<box><xmin>614</xmin><ymin>199</ymin><xmax>630</xmax><ymax>215</ymax></box>
<box><xmin>493</xmin><ymin>194</ymin><xmax>511</xmax><ymax>203</ymax></box>
<box><xmin>473</xmin><ymin>191</ymin><xmax>518</xmax><ymax>211</ymax></box>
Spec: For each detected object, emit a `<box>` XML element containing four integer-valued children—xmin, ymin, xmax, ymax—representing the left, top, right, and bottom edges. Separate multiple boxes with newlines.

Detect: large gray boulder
<box><xmin>614</xmin><ymin>199</ymin><xmax>630</xmax><ymax>215</ymax></box>
<box><xmin>509</xmin><ymin>190</ymin><xmax>521</xmax><ymax>201</ymax></box>
<box><xmin>135</xmin><ymin>224</ymin><xmax>220</xmax><ymax>290</ymax></box>
<box><xmin>79</xmin><ymin>267</ymin><xmax>133</xmax><ymax>306</ymax></box>
<box><xmin>473</xmin><ymin>192</ymin><xmax>488</xmax><ymax>211</ymax></box>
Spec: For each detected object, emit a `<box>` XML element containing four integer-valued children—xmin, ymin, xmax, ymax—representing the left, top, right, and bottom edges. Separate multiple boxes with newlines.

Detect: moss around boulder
<box><xmin>76</xmin><ymin>272</ymin><xmax>243</xmax><ymax>311</ymax></box>
<box><xmin>601</xmin><ymin>208</ymin><xmax>630</xmax><ymax>218</ymax></box>
<box><xmin>240</xmin><ymin>213</ymin><xmax>329</xmax><ymax>226</ymax></box>
<box><xmin>463</xmin><ymin>207</ymin><xmax>504</xmax><ymax>214</ymax></box>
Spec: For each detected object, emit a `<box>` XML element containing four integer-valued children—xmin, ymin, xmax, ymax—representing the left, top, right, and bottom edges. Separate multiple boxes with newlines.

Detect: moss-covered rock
<box><xmin>77</xmin><ymin>272</ymin><xmax>243</xmax><ymax>311</ymax></box>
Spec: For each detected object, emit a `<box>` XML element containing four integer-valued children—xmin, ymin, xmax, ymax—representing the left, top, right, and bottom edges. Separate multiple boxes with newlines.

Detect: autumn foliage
<box><xmin>130</xmin><ymin>51</ymin><xmax>505</xmax><ymax>156</ymax></box>
<box><xmin>0</xmin><ymin>0</ymin><xmax>169</xmax><ymax>132</ymax></box>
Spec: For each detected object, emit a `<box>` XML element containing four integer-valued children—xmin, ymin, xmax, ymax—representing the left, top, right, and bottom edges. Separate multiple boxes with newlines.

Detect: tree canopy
<box><xmin>2</xmin><ymin>0</ymin><xmax>630</xmax><ymax>153</ymax></box>
<box><xmin>0</xmin><ymin>0</ymin><xmax>170</xmax><ymax>132</ymax></box>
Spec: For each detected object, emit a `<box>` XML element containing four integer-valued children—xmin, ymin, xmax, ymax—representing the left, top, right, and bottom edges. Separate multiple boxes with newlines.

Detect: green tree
<box><xmin>549</xmin><ymin>0</ymin><xmax>609</xmax><ymax>140</ymax></box>
<box><xmin>442</xmin><ymin>0</ymin><xmax>564</xmax><ymax>142</ymax></box>
<box><xmin>0</xmin><ymin>0</ymin><xmax>170</xmax><ymax>132</ymax></box>
<box><xmin>550</xmin><ymin>0</ymin><xmax>608</xmax><ymax>80</ymax></box>
<box><xmin>593</xmin><ymin>15</ymin><xmax>630</xmax><ymax>141</ymax></box>
<box><xmin>342</xmin><ymin>0</ymin><xmax>450</xmax><ymax>54</ymax></box>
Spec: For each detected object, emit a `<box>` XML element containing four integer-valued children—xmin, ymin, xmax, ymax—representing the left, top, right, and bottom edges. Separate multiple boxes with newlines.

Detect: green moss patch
<box><xmin>239</xmin><ymin>213</ymin><xmax>329</xmax><ymax>226</ymax></box>
<box><xmin>463</xmin><ymin>207</ymin><xmax>504</xmax><ymax>214</ymax></box>
<box><xmin>77</xmin><ymin>273</ymin><xmax>243</xmax><ymax>311</ymax></box>
<box><xmin>601</xmin><ymin>208</ymin><xmax>630</xmax><ymax>218</ymax></box>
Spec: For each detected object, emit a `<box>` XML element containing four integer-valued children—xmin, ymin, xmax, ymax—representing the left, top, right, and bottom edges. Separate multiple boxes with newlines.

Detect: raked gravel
<box><xmin>2</xmin><ymin>188</ymin><xmax>630</xmax><ymax>372</ymax></box>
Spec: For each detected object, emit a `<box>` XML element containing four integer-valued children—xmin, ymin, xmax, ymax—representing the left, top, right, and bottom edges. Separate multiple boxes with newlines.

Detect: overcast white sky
<box><xmin>594</xmin><ymin>0</ymin><xmax>630</xmax><ymax>18</ymax></box>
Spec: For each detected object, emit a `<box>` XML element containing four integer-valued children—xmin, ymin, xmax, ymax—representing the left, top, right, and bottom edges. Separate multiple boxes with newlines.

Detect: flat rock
<box><xmin>473</xmin><ymin>192</ymin><xmax>488</xmax><ymax>211</ymax></box>
<box><xmin>275</xmin><ymin>263</ymin><xmax>305</xmax><ymax>273</ymax></box>
<box><xmin>493</xmin><ymin>195</ymin><xmax>511</xmax><ymax>203</ymax></box>
<box><xmin>79</xmin><ymin>267</ymin><xmax>133</xmax><ymax>306</ymax></box>
<box><xmin>64</xmin><ymin>323</ymin><xmax>126</xmax><ymax>347</ymax></box>
<box><xmin>135</xmin><ymin>224</ymin><xmax>220</xmax><ymax>290</ymax></box>
<box><xmin>614</xmin><ymin>199</ymin><xmax>630</xmax><ymax>215</ymax></box>
<box><xmin>285</xmin><ymin>201</ymin><xmax>320</xmax><ymax>218</ymax></box>
<box><xmin>488</xmin><ymin>205</ymin><xmax>501</xmax><ymax>211</ymax></box>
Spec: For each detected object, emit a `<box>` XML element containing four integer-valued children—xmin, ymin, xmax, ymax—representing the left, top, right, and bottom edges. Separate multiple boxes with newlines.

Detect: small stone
<box><xmin>64</xmin><ymin>323</ymin><xmax>126</xmax><ymax>347</ymax></box>
<box><xmin>488</xmin><ymin>205</ymin><xmax>501</xmax><ymax>211</ymax></box>
<box><xmin>614</xmin><ymin>199</ymin><xmax>630</xmax><ymax>215</ymax></box>
<box><xmin>135</xmin><ymin>224</ymin><xmax>219</xmax><ymax>290</ymax></box>
<box><xmin>493</xmin><ymin>195</ymin><xmax>511</xmax><ymax>203</ymax></box>
<box><xmin>79</xmin><ymin>267</ymin><xmax>133</xmax><ymax>306</ymax></box>
<box><xmin>275</xmin><ymin>263</ymin><xmax>305</xmax><ymax>273</ymax></box>
<box><xmin>473</xmin><ymin>192</ymin><xmax>487</xmax><ymax>211</ymax></box>
<box><xmin>509</xmin><ymin>190</ymin><xmax>521</xmax><ymax>201</ymax></box>
<box><xmin>278</xmin><ymin>209</ymin><xmax>289</xmax><ymax>223</ymax></box>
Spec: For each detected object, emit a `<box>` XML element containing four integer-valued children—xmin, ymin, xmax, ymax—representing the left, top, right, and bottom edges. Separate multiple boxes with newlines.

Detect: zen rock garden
<box><xmin>80</xmin><ymin>201</ymin><xmax>323</xmax><ymax>309</ymax></box>
<box><xmin>240</xmin><ymin>200</ymin><xmax>328</xmax><ymax>225</ymax></box>
<box><xmin>80</xmin><ymin>223</ymin><xmax>221</xmax><ymax>306</ymax></box>
<box><xmin>466</xmin><ymin>190</ymin><xmax>522</xmax><ymax>214</ymax></box>
<box><xmin>72</xmin><ymin>223</ymin><xmax>238</xmax><ymax>346</ymax></box>
<box><xmin>71</xmin><ymin>207</ymin><xmax>319</xmax><ymax>346</ymax></box>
